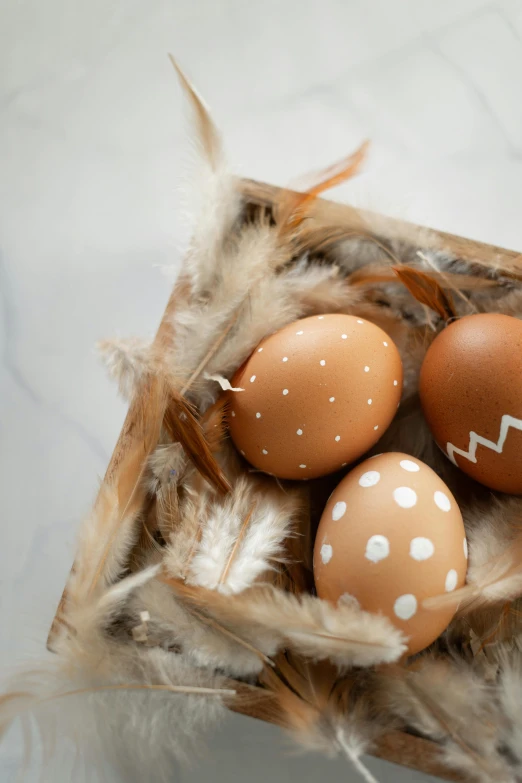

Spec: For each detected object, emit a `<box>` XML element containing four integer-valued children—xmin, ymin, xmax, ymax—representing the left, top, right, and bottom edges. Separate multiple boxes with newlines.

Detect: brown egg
<box><xmin>420</xmin><ymin>313</ymin><xmax>522</xmax><ymax>494</ymax></box>
<box><xmin>228</xmin><ymin>314</ymin><xmax>403</xmax><ymax>479</ymax></box>
<box><xmin>313</xmin><ymin>453</ymin><xmax>467</xmax><ymax>655</ymax></box>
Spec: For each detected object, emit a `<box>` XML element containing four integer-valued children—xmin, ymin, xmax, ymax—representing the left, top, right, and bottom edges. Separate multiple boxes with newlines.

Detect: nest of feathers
<box><xmin>3</xmin><ymin>59</ymin><xmax>522</xmax><ymax>783</ymax></box>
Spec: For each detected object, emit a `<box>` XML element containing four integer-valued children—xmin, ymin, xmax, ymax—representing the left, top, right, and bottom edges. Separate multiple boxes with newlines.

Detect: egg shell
<box><xmin>313</xmin><ymin>453</ymin><xmax>467</xmax><ymax>656</ymax></box>
<box><xmin>420</xmin><ymin>313</ymin><xmax>522</xmax><ymax>494</ymax></box>
<box><xmin>227</xmin><ymin>314</ymin><xmax>403</xmax><ymax>480</ymax></box>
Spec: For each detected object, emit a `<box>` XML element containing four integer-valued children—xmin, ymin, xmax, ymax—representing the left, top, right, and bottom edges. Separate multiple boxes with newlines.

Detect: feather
<box><xmin>169</xmin><ymin>56</ymin><xmax>241</xmax><ymax>298</ymax></box>
<box><xmin>128</xmin><ymin>577</ymin><xmax>268</xmax><ymax>678</ymax></box>
<box><xmin>289</xmin><ymin>141</ymin><xmax>370</xmax><ymax>197</ymax></box>
<box><xmin>392</xmin><ymin>265</ymin><xmax>457</xmax><ymax>321</ymax></box>
<box><xmin>244</xmin><ymin>657</ymin><xmax>383</xmax><ymax>783</ymax></box>
<box><xmin>165</xmin><ymin>475</ymin><xmax>303</xmax><ymax>594</ymax></box>
<box><xmin>163</xmin><ymin>393</ymin><xmax>230</xmax><ymax>494</ymax></box>
<box><xmin>97</xmin><ymin>337</ymin><xmax>153</xmax><ymax>399</ymax></box>
<box><xmin>381</xmin><ymin>659</ymin><xmax>512</xmax><ymax>782</ymax></box>
<box><xmin>424</xmin><ymin>498</ymin><xmax>522</xmax><ymax>614</ymax></box>
<box><xmin>204</xmin><ymin>372</ymin><xmax>244</xmax><ymax>392</ymax></box>
<box><xmin>2</xmin><ymin>563</ymin><xmax>235</xmax><ymax>781</ymax></box>
<box><xmin>160</xmin><ymin>579</ymin><xmax>407</xmax><ymax>668</ymax></box>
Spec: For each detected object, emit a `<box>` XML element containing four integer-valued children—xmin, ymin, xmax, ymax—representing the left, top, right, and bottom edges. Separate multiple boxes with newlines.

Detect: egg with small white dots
<box><xmin>313</xmin><ymin>452</ymin><xmax>467</xmax><ymax>655</ymax></box>
<box><xmin>227</xmin><ymin>314</ymin><xmax>403</xmax><ymax>479</ymax></box>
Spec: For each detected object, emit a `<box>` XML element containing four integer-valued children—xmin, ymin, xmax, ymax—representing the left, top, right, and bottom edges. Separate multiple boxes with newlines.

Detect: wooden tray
<box><xmin>48</xmin><ymin>179</ymin><xmax>522</xmax><ymax>781</ymax></box>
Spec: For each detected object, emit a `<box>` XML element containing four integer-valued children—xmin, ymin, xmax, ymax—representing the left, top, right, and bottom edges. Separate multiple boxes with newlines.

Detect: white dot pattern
<box><xmin>383</xmin><ymin>341</ymin><xmax>388</xmax><ymax>347</ymax></box>
<box><xmin>332</xmin><ymin>501</ymin><xmax>347</xmax><ymax>521</ymax></box>
<box><xmin>400</xmin><ymin>459</ymin><xmax>420</xmax><ymax>472</ymax></box>
<box><xmin>297</xmin><ymin>429</ymin><xmax>303</xmax><ymax>436</ymax></box>
<box><xmin>230</xmin><ymin>315</ymin><xmax>404</xmax><ymax>479</ymax></box>
<box><xmin>393</xmin><ymin>380</ymin><xmax>398</xmax><ymax>386</ymax></box>
<box><xmin>410</xmin><ymin>537</ymin><xmax>434</xmax><ymax>561</ymax></box>
<box><xmin>393</xmin><ymin>487</ymin><xmax>417</xmax><ymax>508</ymax></box>
<box><xmin>394</xmin><ymin>594</ymin><xmax>417</xmax><ymax>620</ymax></box>
<box><xmin>320</xmin><ymin>544</ymin><xmax>333</xmax><ymax>564</ymax></box>
<box><xmin>365</xmin><ymin>535</ymin><xmax>390</xmax><ymax>563</ymax></box>
<box><xmin>445</xmin><ymin>569</ymin><xmax>458</xmax><ymax>592</ymax></box>
<box><xmin>299</xmin><ymin>464</ymin><xmax>307</xmax><ymax>469</ymax></box>
<box><xmin>262</xmin><ymin>449</ymin><xmax>268</xmax><ymax>455</ymax></box>
<box><xmin>359</xmin><ymin>470</ymin><xmax>380</xmax><ymax>487</ymax></box>
<box><xmin>434</xmin><ymin>491</ymin><xmax>451</xmax><ymax>512</ymax></box>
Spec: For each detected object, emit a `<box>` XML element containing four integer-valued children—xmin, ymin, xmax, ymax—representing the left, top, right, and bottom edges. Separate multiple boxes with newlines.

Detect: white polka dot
<box><xmin>374</xmin><ymin>425</ymin><xmax>379</xmax><ymax>431</ymax></box>
<box><xmin>320</xmin><ymin>544</ymin><xmax>333</xmax><ymax>564</ymax></box>
<box><xmin>393</xmin><ymin>487</ymin><xmax>417</xmax><ymax>508</ymax></box>
<box><xmin>296</xmin><ymin>330</ymin><xmax>304</xmax><ymax>335</ymax></box>
<box><xmin>299</xmin><ymin>464</ymin><xmax>307</xmax><ymax>469</ymax></box>
<box><xmin>318</xmin><ymin>316</ymin><xmax>324</xmax><ymax>320</ymax></box>
<box><xmin>357</xmin><ymin>319</ymin><xmax>364</xmax><ymax>324</ymax></box>
<box><xmin>463</xmin><ymin>538</ymin><xmax>468</xmax><ymax>559</ymax></box>
<box><xmin>434</xmin><ymin>491</ymin><xmax>451</xmax><ymax>512</ymax></box>
<box><xmin>320</xmin><ymin>359</ymin><xmax>326</xmax><ymax>366</ymax></box>
<box><xmin>393</xmin><ymin>380</ymin><xmax>398</xmax><ymax>386</ymax></box>
<box><xmin>368</xmin><ymin>398</ymin><xmax>372</xmax><ymax>405</ymax></box>
<box><xmin>282</xmin><ymin>357</ymin><xmax>288</xmax><ymax>362</ymax></box>
<box><xmin>400</xmin><ymin>459</ymin><xmax>420</xmax><ymax>473</ymax></box>
<box><xmin>329</xmin><ymin>396</ymin><xmax>335</xmax><ymax>402</ymax></box>
<box><xmin>250</xmin><ymin>375</ymin><xmax>256</xmax><ymax>383</ymax></box>
<box><xmin>338</xmin><ymin>593</ymin><xmax>360</xmax><ymax>610</ymax></box>
<box><xmin>335</xmin><ymin>435</ymin><xmax>341</xmax><ymax>442</ymax></box>
<box><xmin>282</xmin><ymin>388</ymin><xmax>289</xmax><ymax>395</ymax></box>
<box><xmin>332</xmin><ymin>501</ymin><xmax>347</xmax><ymax>521</ymax></box>
<box><xmin>394</xmin><ymin>594</ymin><xmax>417</xmax><ymax>621</ymax></box>
<box><xmin>365</xmin><ymin>535</ymin><xmax>390</xmax><ymax>563</ymax></box>
<box><xmin>258</xmin><ymin>347</ymin><xmax>263</xmax><ymax>352</ymax></box>
<box><xmin>359</xmin><ymin>471</ymin><xmax>380</xmax><ymax>488</ymax></box>
<box><xmin>383</xmin><ymin>341</ymin><xmax>388</xmax><ymax>347</ymax></box>
<box><xmin>445</xmin><ymin>569</ymin><xmax>458</xmax><ymax>592</ymax></box>
<box><xmin>341</xmin><ymin>334</ymin><xmax>348</xmax><ymax>339</ymax></box>
<box><xmin>231</xmin><ymin>411</ymin><xmax>236</xmax><ymax>417</ymax></box>
<box><xmin>262</xmin><ymin>449</ymin><xmax>268</xmax><ymax>455</ymax></box>
<box><xmin>256</xmin><ymin>412</ymin><xmax>261</xmax><ymax>419</ymax></box>
<box><xmin>364</xmin><ymin>366</ymin><xmax>370</xmax><ymax>372</ymax></box>
<box><xmin>410</xmin><ymin>537</ymin><xmax>434</xmax><ymax>561</ymax></box>
<box><xmin>296</xmin><ymin>429</ymin><xmax>303</xmax><ymax>436</ymax></box>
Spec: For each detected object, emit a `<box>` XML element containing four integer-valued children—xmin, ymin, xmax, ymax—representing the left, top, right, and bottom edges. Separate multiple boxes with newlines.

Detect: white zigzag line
<box><xmin>447</xmin><ymin>414</ymin><xmax>522</xmax><ymax>466</ymax></box>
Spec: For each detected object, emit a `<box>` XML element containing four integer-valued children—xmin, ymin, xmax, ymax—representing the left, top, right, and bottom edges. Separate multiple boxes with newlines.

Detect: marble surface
<box><xmin>2</xmin><ymin>0</ymin><xmax>522</xmax><ymax>780</ymax></box>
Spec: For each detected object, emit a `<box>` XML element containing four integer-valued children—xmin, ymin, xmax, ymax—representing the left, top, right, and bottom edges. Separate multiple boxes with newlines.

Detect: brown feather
<box><xmin>392</xmin><ymin>266</ymin><xmax>457</xmax><ymax>321</ymax></box>
<box><xmin>163</xmin><ymin>395</ymin><xmax>231</xmax><ymax>495</ymax></box>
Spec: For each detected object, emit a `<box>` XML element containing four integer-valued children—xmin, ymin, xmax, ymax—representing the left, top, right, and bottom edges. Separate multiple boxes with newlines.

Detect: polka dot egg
<box><xmin>228</xmin><ymin>314</ymin><xmax>403</xmax><ymax>479</ymax></box>
<box><xmin>313</xmin><ymin>452</ymin><xmax>467</xmax><ymax>655</ymax></box>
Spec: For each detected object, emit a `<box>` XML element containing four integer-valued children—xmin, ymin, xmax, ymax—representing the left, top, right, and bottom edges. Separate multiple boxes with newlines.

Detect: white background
<box><xmin>2</xmin><ymin>0</ymin><xmax>522</xmax><ymax>780</ymax></box>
